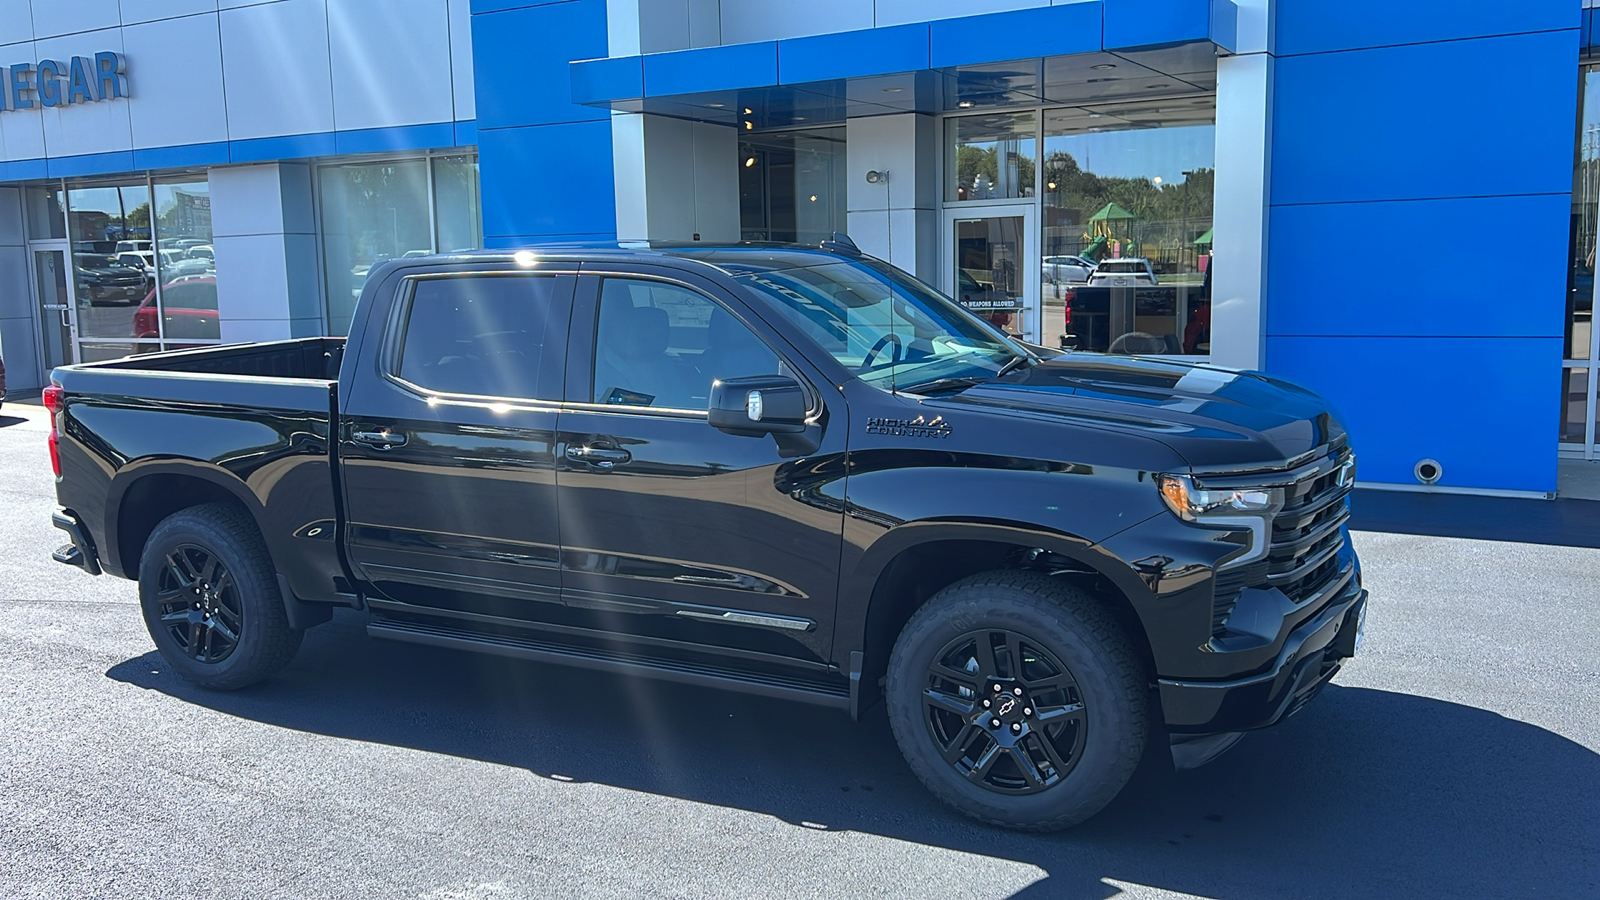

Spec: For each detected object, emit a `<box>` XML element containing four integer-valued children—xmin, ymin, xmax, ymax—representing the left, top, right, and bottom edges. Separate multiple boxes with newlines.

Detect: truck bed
<box><xmin>87</xmin><ymin>337</ymin><xmax>345</xmax><ymax>381</ymax></box>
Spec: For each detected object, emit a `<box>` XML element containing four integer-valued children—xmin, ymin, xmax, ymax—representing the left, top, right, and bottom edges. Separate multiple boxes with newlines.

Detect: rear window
<box><xmin>395</xmin><ymin>275</ymin><xmax>556</xmax><ymax>400</ymax></box>
<box><xmin>1096</xmin><ymin>261</ymin><xmax>1148</xmax><ymax>274</ymax></box>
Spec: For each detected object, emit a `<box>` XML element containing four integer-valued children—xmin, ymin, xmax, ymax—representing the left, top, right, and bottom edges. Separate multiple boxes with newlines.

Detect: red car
<box><xmin>133</xmin><ymin>277</ymin><xmax>220</xmax><ymax>345</ymax></box>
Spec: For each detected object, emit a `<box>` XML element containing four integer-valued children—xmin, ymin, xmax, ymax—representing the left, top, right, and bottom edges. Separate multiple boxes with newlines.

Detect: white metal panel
<box><xmin>639</xmin><ymin>1</ymin><xmax>692</xmax><ymax>54</ymax></box>
<box><xmin>123</xmin><ymin>14</ymin><xmax>228</xmax><ymax>150</ymax></box>
<box><xmin>448</xmin><ymin>0</ymin><xmax>474</xmax><ymax>121</ymax></box>
<box><xmin>719</xmin><ymin>0</ymin><xmax>871</xmax><ymax>44</ymax></box>
<box><xmin>213</xmin><ymin>233</ymin><xmax>291</xmax><ymax>322</ymax></box>
<box><xmin>0</xmin><ymin>313</ymin><xmax>42</xmax><ymax>391</ymax></box>
<box><xmin>875</xmin><ymin>0</ymin><xmax>1047</xmax><ymax>28</ymax></box>
<box><xmin>611</xmin><ymin>112</ymin><xmax>649</xmax><ymax>238</ymax></box>
<box><xmin>210</xmin><ymin>163</ymin><xmax>290</xmax><ymax>238</ymax></box>
<box><xmin>328</xmin><ymin>0</ymin><xmax>453</xmax><ymax>131</ymax></box>
<box><xmin>36</xmin><ymin>29</ymin><xmax>133</xmax><ymax>157</ymax></box>
<box><xmin>118</xmin><ymin>0</ymin><xmax>220</xmax><ymax>25</ymax></box>
<box><xmin>0</xmin><ymin>1</ymin><xmax>33</xmax><ymax>46</ymax></box>
<box><xmin>1208</xmin><ymin>52</ymin><xmax>1271</xmax><ymax>371</ymax></box>
<box><xmin>220</xmin><ymin>0</ymin><xmax>334</xmax><ymax>140</ymax></box>
<box><xmin>31</xmin><ymin>0</ymin><xmax>120</xmax><ymax>40</ymax></box>
<box><xmin>1231</xmin><ymin>0</ymin><xmax>1272</xmax><ymax>56</ymax></box>
<box><xmin>0</xmin><ymin>39</ymin><xmax>45</xmax><ymax>160</ymax></box>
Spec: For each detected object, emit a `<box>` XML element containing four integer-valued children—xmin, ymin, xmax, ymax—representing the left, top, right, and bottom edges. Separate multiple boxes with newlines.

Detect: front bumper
<box><xmin>1159</xmin><ymin>576</ymin><xmax>1366</xmax><ymax>734</ymax></box>
<box><xmin>51</xmin><ymin>508</ymin><xmax>102</xmax><ymax>575</ymax></box>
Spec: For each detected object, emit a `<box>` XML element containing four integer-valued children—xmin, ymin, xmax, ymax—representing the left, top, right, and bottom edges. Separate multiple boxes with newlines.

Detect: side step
<box><xmin>367</xmin><ymin>617</ymin><xmax>851</xmax><ymax>711</ymax></box>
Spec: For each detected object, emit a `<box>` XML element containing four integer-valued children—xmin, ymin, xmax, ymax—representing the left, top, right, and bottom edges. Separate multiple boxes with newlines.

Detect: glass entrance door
<box><xmin>32</xmin><ymin>245</ymin><xmax>76</xmax><ymax>373</ymax></box>
<box><xmin>943</xmin><ymin>205</ymin><xmax>1038</xmax><ymax>341</ymax></box>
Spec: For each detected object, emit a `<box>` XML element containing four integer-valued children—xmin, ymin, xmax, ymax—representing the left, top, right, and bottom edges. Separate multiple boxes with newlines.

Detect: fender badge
<box><xmin>865</xmin><ymin>415</ymin><xmax>952</xmax><ymax>439</ymax></box>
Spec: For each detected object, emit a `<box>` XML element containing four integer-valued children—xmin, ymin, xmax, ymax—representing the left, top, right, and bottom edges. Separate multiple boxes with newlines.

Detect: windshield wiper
<box><xmin>995</xmin><ymin>353</ymin><xmax>1033</xmax><ymax>379</ymax></box>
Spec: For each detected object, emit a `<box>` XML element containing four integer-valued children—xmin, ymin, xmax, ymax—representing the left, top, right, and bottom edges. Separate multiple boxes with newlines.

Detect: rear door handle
<box><xmin>352</xmin><ymin>429</ymin><xmax>407</xmax><ymax>450</ymax></box>
<box><xmin>566</xmin><ymin>445</ymin><xmax>632</xmax><ymax>469</ymax></box>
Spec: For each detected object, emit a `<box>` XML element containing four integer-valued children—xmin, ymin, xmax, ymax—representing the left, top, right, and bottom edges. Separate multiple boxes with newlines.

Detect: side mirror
<box><xmin>709</xmin><ymin>375</ymin><xmax>808</xmax><ymax>437</ymax></box>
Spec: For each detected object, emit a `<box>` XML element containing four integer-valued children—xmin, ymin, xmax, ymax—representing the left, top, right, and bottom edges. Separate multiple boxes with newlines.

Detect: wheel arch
<box><xmin>105</xmin><ymin>460</ymin><xmax>267</xmax><ymax>581</ymax></box>
<box><xmin>841</xmin><ymin>520</ymin><xmax>1155</xmax><ymax>717</ymax></box>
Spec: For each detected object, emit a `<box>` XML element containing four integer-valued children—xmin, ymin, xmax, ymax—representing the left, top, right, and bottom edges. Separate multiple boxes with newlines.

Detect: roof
<box><xmin>1087</xmin><ymin>202</ymin><xmax>1137</xmax><ymax>221</ymax></box>
<box><xmin>436</xmin><ymin>241</ymin><xmax>867</xmax><ymax>276</ymax></box>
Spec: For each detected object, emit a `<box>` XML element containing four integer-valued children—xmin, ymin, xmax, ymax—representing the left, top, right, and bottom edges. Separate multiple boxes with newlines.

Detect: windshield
<box><xmin>738</xmin><ymin>257</ymin><xmax>1025</xmax><ymax>391</ymax></box>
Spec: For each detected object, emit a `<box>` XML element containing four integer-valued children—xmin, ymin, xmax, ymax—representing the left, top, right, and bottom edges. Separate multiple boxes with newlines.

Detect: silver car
<box><xmin>1042</xmin><ymin>254</ymin><xmax>1095</xmax><ymax>284</ymax></box>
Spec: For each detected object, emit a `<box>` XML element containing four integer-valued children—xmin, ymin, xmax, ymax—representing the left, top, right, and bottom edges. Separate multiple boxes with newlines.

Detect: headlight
<box><xmin>1157</xmin><ymin>474</ymin><xmax>1283</xmax><ymax>523</ymax></box>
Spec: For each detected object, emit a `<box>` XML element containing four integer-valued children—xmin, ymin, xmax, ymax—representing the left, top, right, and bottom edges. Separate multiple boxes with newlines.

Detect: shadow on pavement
<box><xmin>108</xmin><ymin>613</ymin><xmax>1597</xmax><ymax>898</ymax></box>
<box><xmin>0</xmin><ymin>416</ymin><xmax>25</xmax><ymax>429</ymax></box>
<box><xmin>1352</xmin><ymin>487</ymin><xmax>1600</xmax><ymax>549</ymax></box>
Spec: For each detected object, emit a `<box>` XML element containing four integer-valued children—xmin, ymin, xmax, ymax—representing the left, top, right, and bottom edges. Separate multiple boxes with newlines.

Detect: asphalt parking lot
<box><xmin>1</xmin><ymin>398</ymin><xmax>1596</xmax><ymax>899</ymax></box>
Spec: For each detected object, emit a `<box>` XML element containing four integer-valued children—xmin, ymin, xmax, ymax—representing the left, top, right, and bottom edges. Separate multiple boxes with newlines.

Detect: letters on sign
<box><xmin>0</xmin><ymin>53</ymin><xmax>128</xmax><ymax>112</ymax></box>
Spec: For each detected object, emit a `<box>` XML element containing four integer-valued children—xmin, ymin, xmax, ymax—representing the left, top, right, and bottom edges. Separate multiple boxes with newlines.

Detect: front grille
<box><xmin>1207</xmin><ymin>447</ymin><xmax>1353</xmax><ymax>636</ymax></box>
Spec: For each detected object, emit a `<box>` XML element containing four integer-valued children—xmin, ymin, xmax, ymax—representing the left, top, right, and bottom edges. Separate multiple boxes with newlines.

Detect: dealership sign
<box><xmin>0</xmin><ymin>53</ymin><xmax>128</xmax><ymax>112</ymax></box>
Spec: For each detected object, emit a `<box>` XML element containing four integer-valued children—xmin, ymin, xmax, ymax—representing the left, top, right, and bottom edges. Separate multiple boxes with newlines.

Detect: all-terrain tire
<box><xmin>886</xmin><ymin>570</ymin><xmax>1149</xmax><ymax>830</ymax></box>
<box><xmin>138</xmin><ymin>502</ymin><xmax>303</xmax><ymax>690</ymax></box>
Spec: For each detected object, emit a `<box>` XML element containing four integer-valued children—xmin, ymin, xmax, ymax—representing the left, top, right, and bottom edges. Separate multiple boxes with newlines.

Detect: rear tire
<box><xmin>138</xmin><ymin>503</ymin><xmax>302</xmax><ymax>690</ymax></box>
<box><xmin>886</xmin><ymin>570</ymin><xmax>1148</xmax><ymax>830</ymax></box>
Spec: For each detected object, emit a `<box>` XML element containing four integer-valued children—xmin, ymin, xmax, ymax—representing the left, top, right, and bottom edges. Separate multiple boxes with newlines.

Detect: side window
<box><xmin>395</xmin><ymin>275</ymin><xmax>555</xmax><ymax>399</ymax></box>
<box><xmin>592</xmin><ymin>278</ymin><xmax>780</xmax><ymax>410</ymax></box>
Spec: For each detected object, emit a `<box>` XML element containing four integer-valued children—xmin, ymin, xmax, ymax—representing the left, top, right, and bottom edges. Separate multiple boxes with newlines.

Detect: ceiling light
<box><xmin>743</xmin><ymin>108</ymin><xmax>752</xmax><ymax>114</ymax></box>
<box><xmin>793</xmin><ymin>116</ymin><xmax>807</xmax><ymax>122</ymax></box>
<box><xmin>809</xmin><ymin>195</ymin><xmax>818</xmax><ymax>202</ymax></box>
<box><xmin>883</xmin><ymin>87</ymin><xmax>903</xmax><ymax>93</ymax></box>
<box><xmin>707</xmin><ymin>102</ymin><xmax>725</xmax><ymax>108</ymax></box>
<box><xmin>745</xmin><ymin>157</ymin><xmax>756</xmax><ymax>167</ymax></box>
<box><xmin>1091</xmin><ymin>64</ymin><xmax>1116</xmax><ymax>70</ymax></box>
<box><xmin>957</xmin><ymin>100</ymin><xmax>974</xmax><ymax>108</ymax></box>
<box><xmin>1047</xmin><ymin>182</ymin><xmax>1057</xmax><ymax>190</ymax></box>
<box><xmin>744</xmin><ymin>121</ymin><xmax>753</xmax><ymax>130</ymax></box>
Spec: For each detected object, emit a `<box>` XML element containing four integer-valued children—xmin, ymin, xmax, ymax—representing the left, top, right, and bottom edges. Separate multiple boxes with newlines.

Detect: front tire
<box><xmin>886</xmin><ymin>571</ymin><xmax>1149</xmax><ymax>830</ymax></box>
<box><xmin>138</xmin><ymin>503</ymin><xmax>302</xmax><ymax>690</ymax></box>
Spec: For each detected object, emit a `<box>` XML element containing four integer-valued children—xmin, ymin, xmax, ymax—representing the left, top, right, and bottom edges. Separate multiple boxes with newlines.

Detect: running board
<box><xmin>367</xmin><ymin>618</ymin><xmax>851</xmax><ymax>711</ymax></box>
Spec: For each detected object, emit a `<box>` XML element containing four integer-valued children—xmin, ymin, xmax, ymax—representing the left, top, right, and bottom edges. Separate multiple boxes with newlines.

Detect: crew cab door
<box><xmin>556</xmin><ymin>269</ymin><xmax>847</xmax><ymax>665</ymax></box>
<box><xmin>339</xmin><ymin>266</ymin><xmax>574</xmax><ymax>622</ymax></box>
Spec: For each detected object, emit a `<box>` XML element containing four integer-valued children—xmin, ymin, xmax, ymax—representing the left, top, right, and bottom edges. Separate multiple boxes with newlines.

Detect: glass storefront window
<box><xmin>433</xmin><ymin>155</ymin><xmax>482</xmax><ymax>254</ymax></box>
<box><xmin>153</xmin><ymin>179</ymin><xmax>218</xmax><ymax>345</ymax></box>
<box><xmin>1041</xmin><ymin>109</ymin><xmax>1216</xmax><ymax>355</ymax></box>
<box><xmin>948</xmin><ymin>112</ymin><xmax>1036</xmax><ymax>202</ymax></box>
<box><xmin>739</xmin><ymin>127</ymin><xmax>848</xmax><ymax>244</ymax></box>
<box><xmin>66</xmin><ymin>182</ymin><xmax>154</xmax><ymax>355</ymax></box>
<box><xmin>320</xmin><ymin>159</ymin><xmax>432</xmax><ymax>334</ymax></box>
<box><xmin>1565</xmin><ymin>65</ymin><xmax>1600</xmax><ymax>450</ymax></box>
<box><xmin>25</xmin><ymin>186</ymin><xmax>66</xmax><ymax>240</ymax></box>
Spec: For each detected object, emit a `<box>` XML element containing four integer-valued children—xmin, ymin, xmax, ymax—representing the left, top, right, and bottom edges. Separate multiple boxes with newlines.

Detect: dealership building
<box><xmin>0</xmin><ymin>0</ymin><xmax>1590</xmax><ymax>497</ymax></box>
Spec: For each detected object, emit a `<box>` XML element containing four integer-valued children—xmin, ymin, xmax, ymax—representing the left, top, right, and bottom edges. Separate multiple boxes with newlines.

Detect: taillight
<box><xmin>42</xmin><ymin>385</ymin><xmax>63</xmax><ymax>477</ymax></box>
<box><xmin>1062</xmin><ymin>289</ymin><xmax>1075</xmax><ymax>327</ymax></box>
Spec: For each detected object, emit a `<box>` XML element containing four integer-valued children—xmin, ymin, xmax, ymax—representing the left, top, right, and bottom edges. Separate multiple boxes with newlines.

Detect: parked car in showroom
<box><xmin>1041</xmin><ymin>255</ymin><xmax>1095</xmax><ymax>284</ymax></box>
<box><xmin>46</xmin><ymin>240</ymin><xmax>1366</xmax><ymax>832</ymax></box>
<box><xmin>1088</xmin><ymin>258</ymin><xmax>1158</xmax><ymax>287</ymax></box>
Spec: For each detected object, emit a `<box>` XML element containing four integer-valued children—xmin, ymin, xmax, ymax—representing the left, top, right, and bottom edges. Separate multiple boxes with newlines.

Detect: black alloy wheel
<box><xmin>154</xmin><ymin>543</ymin><xmax>244</xmax><ymax>664</ymax></box>
<box><xmin>923</xmin><ymin>628</ymin><xmax>1087</xmax><ymax>794</ymax></box>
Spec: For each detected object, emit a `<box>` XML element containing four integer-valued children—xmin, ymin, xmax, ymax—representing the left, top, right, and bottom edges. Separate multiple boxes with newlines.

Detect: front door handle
<box><xmin>352</xmin><ymin>429</ymin><xmax>408</xmax><ymax>450</ymax></box>
<box><xmin>566</xmin><ymin>445</ymin><xmax>632</xmax><ymax>469</ymax></box>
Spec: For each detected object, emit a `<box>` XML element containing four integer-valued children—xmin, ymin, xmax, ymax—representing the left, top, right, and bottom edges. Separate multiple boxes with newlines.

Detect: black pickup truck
<box><xmin>47</xmin><ymin>242</ymin><xmax>1366</xmax><ymax>830</ymax></box>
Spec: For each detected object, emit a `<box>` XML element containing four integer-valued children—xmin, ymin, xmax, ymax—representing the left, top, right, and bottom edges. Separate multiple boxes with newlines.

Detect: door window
<box><xmin>395</xmin><ymin>275</ymin><xmax>557</xmax><ymax>400</ymax></box>
<box><xmin>592</xmin><ymin>279</ymin><xmax>779</xmax><ymax>410</ymax></box>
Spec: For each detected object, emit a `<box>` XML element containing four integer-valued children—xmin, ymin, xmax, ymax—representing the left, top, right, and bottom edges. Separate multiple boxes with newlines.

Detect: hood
<box><xmin>934</xmin><ymin>354</ymin><xmax>1347</xmax><ymax>471</ymax></box>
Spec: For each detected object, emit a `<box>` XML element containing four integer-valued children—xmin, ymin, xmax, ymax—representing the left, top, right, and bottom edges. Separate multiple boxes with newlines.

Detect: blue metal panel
<box><xmin>1103</xmin><ymin>0</ymin><xmax>1226</xmax><ymax>52</ymax></box>
<box><xmin>472</xmin><ymin>0</ymin><xmax>609</xmax><ymax>129</ymax></box>
<box><xmin>47</xmin><ymin>150</ymin><xmax>136</xmax><ymax>179</ymax></box>
<box><xmin>928</xmin><ymin>4</ymin><xmax>1102</xmax><ymax>69</ymax></box>
<box><xmin>571</xmin><ymin>55</ymin><xmax>644</xmax><ymax>105</ymax></box>
<box><xmin>469</xmin><ymin>0</ymin><xmax>570</xmax><ymax>13</ymax></box>
<box><xmin>477</xmin><ymin>120</ymin><xmax>615</xmax><ymax>240</ymax></box>
<box><xmin>778</xmin><ymin>22</ymin><xmax>931</xmax><ymax>84</ymax></box>
<box><xmin>1271</xmin><ymin>30</ymin><xmax>1579</xmax><ymax>206</ymax></box>
<box><xmin>0</xmin><ymin>158</ymin><xmax>47</xmax><ymax>181</ymax></box>
<box><xmin>229</xmin><ymin>132</ymin><xmax>338</xmax><ymax>164</ymax></box>
<box><xmin>1265</xmin><ymin>336</ymin><xmax>1560</xmax><ymax>493</ymax></box>
<box><xmin>1276</xmin><ymin>0</ymin><xmax>1577</xmax><ymax>57</ymax></box>
<box><xmin>334</xmin><ymin>122</ymin><xmax>457</xmax><ymax>156</ymax></box>
<box><xmin>454</xmin><ymin>120</ymin><xmax>478</xmax><ymax>147</ymax></box>
<box><xmin>485</xmin><ymin>233</ymin><xmax>616</xmax><ymax>249</ymax></box>
<box><xmin>1588</xmin><ymin>6</ymin><xmax>1599</xmax><ymax>51</ymax></box>
<box><xmin>131</xmin><ymin>142</ymin><xmax>231</xmax><ymax>172</ymax></box>
<box><xmin>644</xmin><ymin>41</ymin><xmax>779</xmax><ymax>97</ymax></box>
<box><xmin>1267</xmin><ymin>194</ymin><xmax>1569</xmax><ymax>339</ymax></box>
